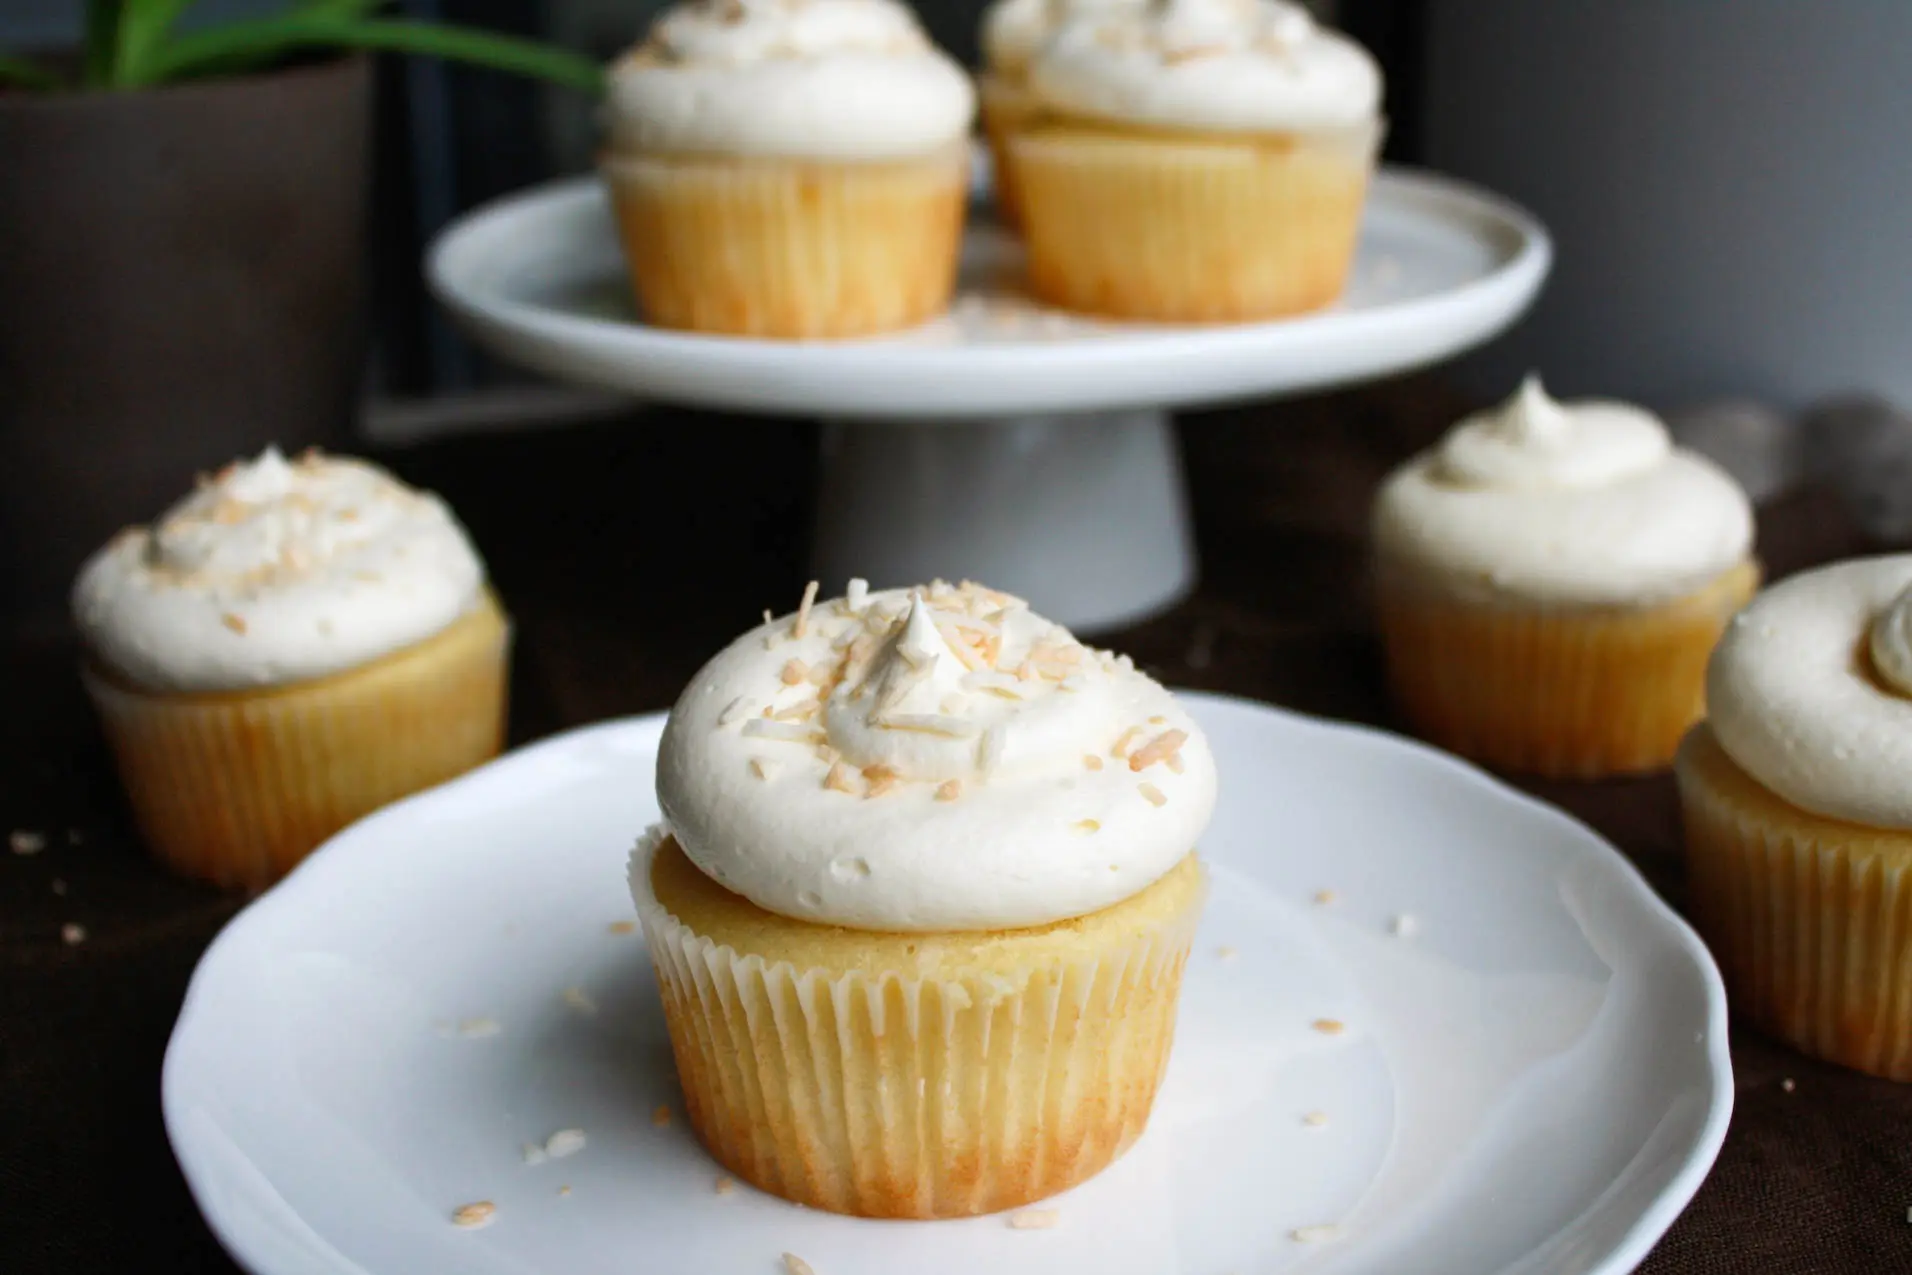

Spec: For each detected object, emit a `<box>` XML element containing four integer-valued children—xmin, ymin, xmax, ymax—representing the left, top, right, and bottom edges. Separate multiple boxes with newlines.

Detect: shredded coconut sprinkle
<box><xmin>741</xmin><ymin>719</ymin><xmax>825</xmax><ymax>744</ymax></box>
<box><xmin>1138</xmin><ymin>783</ymin><xmax>1167</xmax><ymax>807</ymax></box>
<box><xmin>1110</xmin><ymin>726</ymin><xmax>1143</xmax><ymax>758</ymax></box>
<box><xmin>1312</xmin><ymin>1018</ymin><xmax>1346</xmax><ymax>1035</ymax></box>
<box><xmin>977</xmin><ymin>723</ymin><xmax>1007</xmax><ymax>777</ymax></box>
<box><xmin>1073</xmin><ymin>819</ymin><xmax>1101</xmax><ymax>834</ymax></box>
<box><xmin>874</xmin><ymin>713</ymin><xmax>977</xmax><ymax>739</ymax></box>
<box><xmin>782</xmin><ymin>1255</ymin><xmax>815</xmax><ymax>1275</ymax></box>
<box><xmin>1083</xmin><ymin>754</ymin><xmax>1104</xmax><ymax>771</ymax></box>
<box><xmin>451</xmin><ymin>1201</ymin><xmax>496</xmax><ymax>1229</ymax></box>
<box><xmin>823</xmin><ymin>761</ymin><xmax>858</xmax><ymax>794</ymax></box>
<box><xmin>1008</xmin><ymin>1208</ymin><xmax>1060</xmax><ymax>1230</ymax></box>
<box><xmin>1129</xmin><ymin>729</ymin><xmax>1188</xmax><ymax>772</ymax></box>
<box><xmin>936</xmin><ymin>780</ymin><xmax>962</xmax><ymax>801</ymax></box>
<box><xmin>794</xmin><ymin>580</ymin><xmax>819</xmax><ymax>637</ymax></box>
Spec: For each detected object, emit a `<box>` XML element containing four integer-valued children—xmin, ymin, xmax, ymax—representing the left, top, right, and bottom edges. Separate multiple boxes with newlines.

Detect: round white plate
<box><xmin>165</xmin><ymin>694</ymin><xmax>1729</xmax><ymax>1275</ymax></box>
<box><xmin>426</xmin><ymin>168</ymin><xmax>1550</xmax><ymax>420</ymax></box>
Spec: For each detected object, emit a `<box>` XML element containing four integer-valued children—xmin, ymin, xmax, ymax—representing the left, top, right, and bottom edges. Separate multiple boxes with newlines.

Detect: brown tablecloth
<box><xmin>5</xmin><ymin>380</ymin><xmax>1911</xmax><ymax>1273</ymax></box>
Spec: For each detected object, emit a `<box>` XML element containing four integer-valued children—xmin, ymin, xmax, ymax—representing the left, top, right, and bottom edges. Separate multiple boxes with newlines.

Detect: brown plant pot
<box><xmin>0</xmin><ymin>55</ymin><xmax>372</xmax><ymax>628</ymax></box>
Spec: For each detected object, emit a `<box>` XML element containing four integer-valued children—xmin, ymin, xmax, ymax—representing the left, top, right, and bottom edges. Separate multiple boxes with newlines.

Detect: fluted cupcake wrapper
<box><xmin>600</xmin><ymin>147</ymin><xmax>968</xmax><ymax>340</ymax></box>
<box><xmin>634</xmin><ymin>850</ymin><xmax>1202</xmax><ymax>1219</ymax></box>
<box><xmin>83</xmin><ymin>596</ymin><xmax>510</xmax><ymax>892</ymax></box>
<box><xmin>1374</xmin><ymin>560</ymin><xmax>1759</xmax><ymax>778</ymax></box>
<box><xmin>1678</xmin><ymin>724</ymin><xmax>1912</xmax><ymax>1081</ymax></box>
<box><xmin>978</xmin><ymin>74</ymin><xmax>1038</xmax><ymax>231</ymax></box>
<box><xmin>1006</xmin><ymin>119</ymin><xmax>1379</xmax><ymax>322</ymax></box>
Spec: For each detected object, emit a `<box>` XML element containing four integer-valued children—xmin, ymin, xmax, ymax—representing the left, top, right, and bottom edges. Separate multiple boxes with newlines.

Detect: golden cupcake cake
<box><xmin>1681</xmin><ymin>557</ymin><xmax>1912</xmax><ymax>1080</ymax></box>
<box><xmin>1009</xmin><ymin>0</ymin><xmax>1381</xmax><ymax>321</ymax></box>
<box><xmin>602</xmin><ymin>0</ymin><xmax>975</xmax><ymax>339</ymax></box>
<box><xmin>73</xmin><ymin>448</ymin><xmax>510</xmax><ymax>890</ymax></box>
<box><xmin>629</xmin><ymin>579</ymin><xmax>1215</xmax><ymax>1218</ymax></box>
<box><xmin>1372</xmin><ymin>377</ymin><xmax>1758</xmax><ymax>778</ymax></box>
<box><xmin>977</xmin><ymin>0</ymin><xmax>1143</xmax><ymax>229</ymax></box>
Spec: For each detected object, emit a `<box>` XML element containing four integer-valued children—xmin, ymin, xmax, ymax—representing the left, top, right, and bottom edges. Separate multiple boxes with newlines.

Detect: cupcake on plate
<box><xmin>74</xmin><ymin>448</ymin><xmax>510</xmax><ymax>891</ymax></box>
<box><xmin>1009</xmin><ymin>0</ymin><xmax>1381</xmax><ymax>322</ymax></box>
<box><xmin>630</xmin><ymin>579</ymin><xmax>1215</xmax><ymax>1218</ymax></box>
<box><xmin>1372</xmin><ymin>376</ymin><xmax>1758</xmax><ymax>778</ymax></box>
<box><xmin>1681</xmin><ymin>557</ymin><xmax>1912</xmax><ymax>1080</ymax></box>
<box><xmin>978</xmin><ymin>0</ymin><xmax>1144</xmax><ymax>229</ymax></box>
<box><xmin>602</xmin><ymin>0</ymin><xmax>975</xmax><ymax>339</ymax></box>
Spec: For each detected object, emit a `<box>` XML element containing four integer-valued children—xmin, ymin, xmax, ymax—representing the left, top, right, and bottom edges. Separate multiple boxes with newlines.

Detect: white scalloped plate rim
<box><xmin>164</xmin><ymin>693</ymin><xmax>1731</xmax><ymax>1275</ymax></box>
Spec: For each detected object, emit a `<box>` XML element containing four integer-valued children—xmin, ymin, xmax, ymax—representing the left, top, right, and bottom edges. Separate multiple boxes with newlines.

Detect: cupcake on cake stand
<box><xmin>428</xmin><ymin>164</ymin><xmax>1549</xmax><ymax>631</ymax></box>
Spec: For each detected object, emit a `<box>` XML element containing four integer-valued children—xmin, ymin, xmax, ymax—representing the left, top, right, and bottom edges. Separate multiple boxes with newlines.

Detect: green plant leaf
<box><xmin>0</xmin><ymin>50</ymin><xmax>63</xmax><ymax>90</ymax></box>
<box><xmin>138</xmin><ymin>15</ymin><xmax>604</xmax><ymax>93</ymax></box>
<box><xmin>114</xmin><ymin>0</ymin><xmax>203</xmax><ymax>87</ymax></box>
<box><xmin>84</xmin><ymin>0</ymin><xmax>124</xmax><ymax>85</ymax></box>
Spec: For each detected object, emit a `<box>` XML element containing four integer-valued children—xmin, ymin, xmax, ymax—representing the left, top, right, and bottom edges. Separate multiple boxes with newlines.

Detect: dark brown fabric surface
<box><xmin>4</xmin><ymin>379</ymin><xmax>1910</xmax><ymax>1272</ymax></box>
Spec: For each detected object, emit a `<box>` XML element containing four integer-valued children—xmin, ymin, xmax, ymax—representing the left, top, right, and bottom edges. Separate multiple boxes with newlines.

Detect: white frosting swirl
<box><xmin>655</xmin><ymin>580</ymin><xmax>1218</xmax><ymax>931</ymax></box>
<box><xmin>606</xmin><ymin>0</ymin><xmax>976</xmax><ymax>162</ymax></box>
<box><xmin>73</xmin><ymin>448</ymin><xmax>488</xmax><ymax>693</ymax></box>
<box><xmin>1372</xmin><ymin>377</ymin><xmax>1755</xmax><ymax>606</ymax></box>
<box><xmin>983</xmin><ymin>0</ymin><xmax>1147</xmax><ymax>80</ymax></box>
<box><xmin>1027</xmin><ymin>0</ymin><xmax>1381</xmax><ymax>134</ymax></box>
<box><xmin>1708</xmin><ymin>556</ymin><xmax>1912</xmax><ymax>830</ymax></box>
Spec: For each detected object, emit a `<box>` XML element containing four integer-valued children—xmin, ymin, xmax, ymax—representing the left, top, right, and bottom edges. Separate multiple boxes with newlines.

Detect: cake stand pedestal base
<box><xmin>812</xmin><ymin>408</ymin><xmax>1195</xmax><ymax>634</ymax></box>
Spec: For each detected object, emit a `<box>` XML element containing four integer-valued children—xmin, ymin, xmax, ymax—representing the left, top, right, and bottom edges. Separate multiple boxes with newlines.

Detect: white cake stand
<box><xmin>428</xmin><ymin>166</ymin><xmax>1549</xmax><ymax>631</ymax></box>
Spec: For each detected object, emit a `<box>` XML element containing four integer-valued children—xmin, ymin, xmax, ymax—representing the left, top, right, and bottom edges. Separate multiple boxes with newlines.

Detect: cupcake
<box><xmin>602</xmin><ymin>0</ymin><xmax>976</xmax><ymax>339</ymax></box>
<box><xmin>1681</xmin><ymin>557</ymin><xmax>1912</xmax><ymax>1080</ymax></box>
<box><xmin>630</xmin><ymin>579</ymin><xmax>1215</xmax><ymax>1217</ymax></box>
<box><xmin>1372</xmin><ymin>377</ymin><xmax>1758</xmax><ymax>778</ymax></box>
<box><xmin>73</xmin><ymin>448</ymin><xmax>510</xmax><ymax>891</ymax></box>
<box><xmin>978</xmin><ymin>0</ymin><xmax>1144</xmax><ymax>229</ymax></box>
<box><xmin>1009</xmin><ymin>0</ymin><xmax>1381</xmax><ymax>322</ymax></box>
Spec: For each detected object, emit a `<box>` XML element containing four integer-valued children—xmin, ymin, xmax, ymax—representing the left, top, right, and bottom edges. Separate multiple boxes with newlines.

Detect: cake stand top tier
<box><xmin>429</xmin><ymin>167</ymin><xmax>1549</xmax><ymax>422</ymax></box>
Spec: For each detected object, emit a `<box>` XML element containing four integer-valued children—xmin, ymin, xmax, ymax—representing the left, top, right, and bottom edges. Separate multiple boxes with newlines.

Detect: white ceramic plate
<box><xmin>165</xmin><ymin>695</ymin><xmax>1730</xmax><ymax>1275</ymax></box>
<box><xmin>426</xmin><ymin>167</ymin><xmax>1549</xmax><ymax>420</ymax></box>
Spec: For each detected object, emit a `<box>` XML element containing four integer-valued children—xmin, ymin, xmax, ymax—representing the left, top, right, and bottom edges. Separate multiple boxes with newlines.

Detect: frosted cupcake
<box><xmin>1681</xmin><ymin>557</ymin><xmax>1912</xmax><ymax>1080</ymax></box>
<box><xmin>602</xmin><ymin>0</ymin><xmax>975</xmax><ymax>338</ymax></box>
<box><xmin>1010</xmin><ymin>0</ymin><xmax>1381</xmax><ymax>321</ymax></box>
<box><xmin>1372</xmin><ymin>377</ymin><xmax>1757</xmax><ymax>777</ymax></box>
<box><xmin>74</xmin><ymin>449</ymin><xmax>510</xmax><ymax>890</ymax></box>
<box><xmin>630</xmin><ymin>579</ymin><xmax>1215</xmax><ymax>1217</ymax></box>
<box><xmin>978</xmin><ymin>0</ymin><xmax>1144</xmax><ymax>228</ymax></box>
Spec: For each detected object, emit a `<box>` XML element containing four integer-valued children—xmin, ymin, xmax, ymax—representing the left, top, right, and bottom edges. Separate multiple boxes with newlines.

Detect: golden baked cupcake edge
<box><xmin>72</xmin><ymin>447</ymin><xmax>510</xmax><ymax>890</ymax></box>
<box><xmin>1680</xmin><ymin>556</ymin><xmax>1912</xmax><ymax>1081</ymax></box>
<box><xmin>1371</xmin><ymin>376</ymin><xmax>1758</xmax><ymax>777</ymax></box>
<box><xmin>601</xmin><ymin>0</ymin><xmax>976</xmax><ymax>339</ymax></box>
<box><xmin>627</xmin><ymin>578</ymin><xmax>1216</xmax><ymax>1217</ymax></box>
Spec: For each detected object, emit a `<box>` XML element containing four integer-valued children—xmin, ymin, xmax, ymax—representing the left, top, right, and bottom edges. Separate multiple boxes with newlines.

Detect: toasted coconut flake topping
<box><xmin>715</xmin><ymin>1175</ymin><xmax>737</xmax><ymax>1195</ymax></box>
<box><xmin>935</xmin><ymin>779</ymin><xmax>962</xmax><ymax>801</ymax></box>
<box><xmin>793</xmin><ymin>580</ymin><xmax>819</xmax><ymax>637</ymax></box>
<box><xmin>1138</xmin><ymin>782</ymin><xmax>1167</xmax><ymax>807</ymax></box>
<box><xmin>782</xmin><ymin>1254</ymin><xmax>815</xmax><ymax>1275</ymax></box>
<box><xmin>823</xmin><ymin>761</ymin><xmax>858</xmax><ymax>794</ymax></box>
<box><xmin>221</xmin><ymin>613</ymin><xmax>247</xmax><ymax>635</ymax></box>
<box><xmin>874</xmin><ymin>713</ymin><xmax>978</xmax><ymax>739</ymax></box>
<box><xmin>1008</xmin><ymin>1208</ymin><xmax>1060</xmax><ymax>1230</ymax></box>
<box><xmin>961</xmin><ymin>669</ymin><xmax>1024</xmax><ymax>696</ymax></box>
<box><xmin>716</xmin><ymin>696</ymin><xmax>750</xmax><ymax>727</ymax></box>
<box><xmin>1083</xmin><ymin>754</ymin><xmax>1104</xmax><ymax>771</ymax></box>
<box><xmin>1073</xmin><ymin>819</ymin><xmax>1101</xmax><ymax>834</ymax></box>
<box><xmin>977</xmin><ymin>723</ymin><xmax>1007</xmax><ymax>777</ymax></box>
<box><xmin>1166</xmin><ymin>753</ymin><xmax>1186</xmax><ymax>774</ymax></box>
<box><xmin>781</xmin><ymin>659</ymin><xmax>808</xmax><ymax>686</ymax></box>
<box><xmin>1312</xmin><ymin>1018</ymin><xmax>1346</xmax><ymax>1035</ymax></box>
<box><xmin>771</xmin><ymin>698</ymin><xmax>820</xmax><ymax>722</ymax></box>
<box><xmin>451</xmin><ymin>1201</ymin><xmax>496</xmax><ymax>1229</ymax></box>
<box><xmin>1110</xmin><ymin>726</ymin><xmax>1143</xmax><ymax>758</ymax></box>
<box><xmin>742</xmin><ymin>719</ymin><xmax>825</xmax><ymax>744</ymax></box>
<box><xmin>861</xmin><ymin>764</ymin><xmax>900</xmax><ymax>798</ymax></box>
<box><xmin>1129</xmin><ymin>729</ymin><xmax>1189</xmax><ymax>772</ymax></box>
<box><xmin>748</xmin><ymin>757</ymin><xmax>778</xmax><ymax>781</ymax></box>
